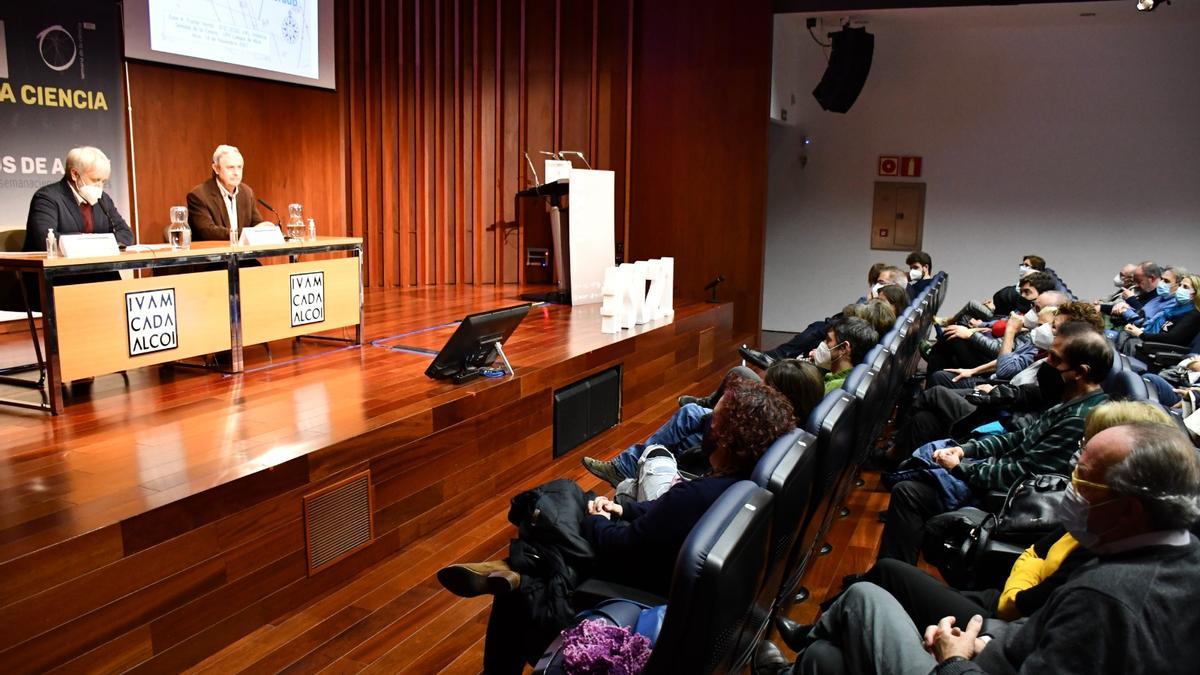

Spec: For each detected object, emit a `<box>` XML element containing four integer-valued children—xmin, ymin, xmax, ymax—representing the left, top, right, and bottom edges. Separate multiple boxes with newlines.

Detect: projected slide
<box><xmin>148</xmin><ymin>0</ymin><xmax>318</xmax><ymax>80</ymax></box>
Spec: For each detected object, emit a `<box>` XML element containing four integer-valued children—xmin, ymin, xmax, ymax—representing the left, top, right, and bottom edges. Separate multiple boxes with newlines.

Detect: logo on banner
<box><xmin>291</xmin><ymin>272</ymin><xmax>325</xmax><ymax>327</ymax></box>
<box><xmin>126</xmin><ymin>288</ymin><xmax>178</xmax><ymax>356</ymax></box>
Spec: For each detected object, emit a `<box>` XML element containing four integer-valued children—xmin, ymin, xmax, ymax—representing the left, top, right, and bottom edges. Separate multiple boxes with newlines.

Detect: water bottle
<box><xmin>229</xmin><ymin>221</ymin><xmax>239</xmax><ymax>247</ymax></box>
<box><xmin>287</xmin><ymin>203</ymin><xmax>304</xmax><ymax>240</ymax></box>
<box><xmin>46</xmin><ymin>228</ymin><xmax>58</xmax><ymax>258</ymax></box>
<box><xmin>307</xmin><ymin>217</ymin><xmax>317</xmax><ymax>241</ymax></box>
<box><xmin>168</xmin><ymin>206</ymin><xmax>192</xmax><ymax>250</ymax></box>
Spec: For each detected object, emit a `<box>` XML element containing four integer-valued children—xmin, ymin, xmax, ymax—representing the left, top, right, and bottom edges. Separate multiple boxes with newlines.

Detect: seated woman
<box><xmin>776</xmin><ymin>400</ymin><xmax>1174</xmax><ymax>655</ymax></box>
<box><xmin>437</xmin><ymin>379</ymin><xmax>796</xmax><ymax>674</ymax></box>
<box><xmin>581</xmin><ymin>358</ymin><xmax>824</xmax><ymax>491</ymax></box>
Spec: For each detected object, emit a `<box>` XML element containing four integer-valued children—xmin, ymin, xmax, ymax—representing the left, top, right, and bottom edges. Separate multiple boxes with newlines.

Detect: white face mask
<box><xmin>1023</xmin><ymin>309</ymin><xmax>1039</xmax><ymax>330</ymax></box>
<box><xmin>813</xmin><ymin>341</ymin><xmax>835</xmax><ymax>370</ymax></box>
<box><xmin>77</xmin><ymin>182</ymin><xmax>103</xmax><ymax>206</ymax></box>
<box><xmin>1113</xmin><ymin>274</ymin><xmax>1125</xmax><ymax>288</ymax></box>
<box><xmin>869</xmin><ymin>282</ymin><xmax>886</xmax><ymax>299</ymax></box>
<box><xmin>1031</xmin><ymin>323</ymin><xmax>1055</xmax><ymax>350</ymax></box>
<box><xmin>908</xmin><ymin>267</ymin><xmax>923</xmax><ymax>281</ymax></box>
<box><xmin>1018</xmin><ymin>264</ymin><xmax>1032</xmax><ymax>278</ymax></box>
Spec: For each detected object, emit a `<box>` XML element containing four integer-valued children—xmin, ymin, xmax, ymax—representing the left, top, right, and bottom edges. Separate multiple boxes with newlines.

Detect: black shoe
<box><xmin>753</xmin><ymin>640</ymin><xmax>792</xmax><ymax>675</ymax></box>
<box><xmin>677</xmin><ymin>395</ymin><xmax>705</xmax><ymax>407</ymax></box>
<box><xmin>739</xmin><ymin>344</ymin><xmax>775</xmax><ymax>370</ymax></box>
<box><xmin>774</xmin><ymin>616</ymin><xmax>817</xmax><ymax>653</ymax></box>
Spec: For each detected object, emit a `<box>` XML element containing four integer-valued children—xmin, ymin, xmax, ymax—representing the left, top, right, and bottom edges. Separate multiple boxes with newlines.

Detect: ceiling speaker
<box><xmin>813</xmin><ymin>26</ymin><xmax>874</xmax><ymax>114</ymax></box>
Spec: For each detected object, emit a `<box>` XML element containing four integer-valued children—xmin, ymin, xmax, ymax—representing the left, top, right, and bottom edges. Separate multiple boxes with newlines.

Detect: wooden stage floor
<box><xmin>0</xmin><ymin>285</ymin><xmax>742</xmax><ymax>672</ymax></box>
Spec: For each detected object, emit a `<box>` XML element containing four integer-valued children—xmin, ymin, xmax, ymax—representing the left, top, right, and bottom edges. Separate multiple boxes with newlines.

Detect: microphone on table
<box><xmin>257</xmin><ymin>198</ymin><xmax>283</xmax><ymax>227</ymax></box>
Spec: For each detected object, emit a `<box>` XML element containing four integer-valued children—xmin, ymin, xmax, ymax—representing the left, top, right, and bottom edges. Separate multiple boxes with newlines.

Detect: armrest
<box><xmin>1139</xmin><ymin>341</ymin><xmax>1190</xmax><ymax>371</ymax></box>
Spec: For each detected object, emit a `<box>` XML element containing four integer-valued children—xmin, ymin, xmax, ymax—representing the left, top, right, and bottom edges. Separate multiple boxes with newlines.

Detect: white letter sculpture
<box><xmin>600</xmin><ymin>266</ymin><xmax>624</xmax><ymax>334</ymax></box>
<box><xmin>659</xmin><ymin>257</ymin><xmax>674</xmax><ymax>319</ymax></box>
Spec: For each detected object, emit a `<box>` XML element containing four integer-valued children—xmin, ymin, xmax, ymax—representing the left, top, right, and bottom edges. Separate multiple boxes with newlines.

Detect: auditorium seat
<box><xmin>749</xmin><ymin>428</ymin><xmax>818</xmax><ymax>635</ymax></box>
<box><xmin>534</xmin><ymin>481</ymin><xmax>774</xmax><ymax>674</ymax></box>
<box><xmin>1106</xmin><ymin>369</ymin><xmax>1151</xmax><ymax>402</ymax></box>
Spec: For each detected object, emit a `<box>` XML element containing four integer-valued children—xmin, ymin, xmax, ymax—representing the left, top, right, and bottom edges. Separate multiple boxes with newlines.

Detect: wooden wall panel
<box><xmin>125</xmin><ymin>64</ymin><xmax>343</xmax><ymax>245</ymax></box>
<box><xmin>626</xmin><ymin>0</ymin><xmax>774</xmax><ymax>334</ymax></box>
<box><xmin>345</xmin><ymin>0</ymin><xmax>633</xmax><ymax>289</ymax></box>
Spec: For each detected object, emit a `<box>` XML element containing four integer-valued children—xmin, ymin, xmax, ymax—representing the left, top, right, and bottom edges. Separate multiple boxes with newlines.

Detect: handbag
<box><xmin>989</xmin><ymin>472</ymin><xmax>1069</xmax><ymax>545</ymax></box>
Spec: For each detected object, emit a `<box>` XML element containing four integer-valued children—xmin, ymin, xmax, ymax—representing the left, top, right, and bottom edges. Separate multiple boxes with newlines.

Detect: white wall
<box><xmin>764</xmin><ymin>2</ymin><xmax>1200</xmax><ymax>331</ymax></box>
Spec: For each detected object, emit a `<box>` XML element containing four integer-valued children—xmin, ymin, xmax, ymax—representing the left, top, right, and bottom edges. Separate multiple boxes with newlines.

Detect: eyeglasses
<box><xmin>1071</xmin><ymin>465</ymin><xmax>1111</xmax><ymax>492</ymax></box>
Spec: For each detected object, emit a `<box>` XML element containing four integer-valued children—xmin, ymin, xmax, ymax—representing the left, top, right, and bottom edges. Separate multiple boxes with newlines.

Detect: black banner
<box><xmin>0</xmin><ymin>2</ymin><xmax>128</xmax><ymax>230</ymax></box>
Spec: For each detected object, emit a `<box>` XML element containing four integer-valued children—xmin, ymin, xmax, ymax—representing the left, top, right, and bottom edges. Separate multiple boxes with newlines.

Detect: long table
<box><xmin>0</xmin><ymin>237</ymin><xmax>363</xmax><ymax>414</ymax></box>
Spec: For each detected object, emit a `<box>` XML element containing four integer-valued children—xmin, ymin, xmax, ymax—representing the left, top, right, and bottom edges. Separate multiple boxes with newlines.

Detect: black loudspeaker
<box><xmin>812</xmin><ymin>26</ymin><xmax>874</xmax><ymax>113</ymax></box>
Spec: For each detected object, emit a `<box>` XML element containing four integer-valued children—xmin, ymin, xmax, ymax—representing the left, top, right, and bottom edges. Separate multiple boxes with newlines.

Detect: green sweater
<box><xmin>954</xmin><ymin>389</ymin><xmax>1108</xmax><ymax>492</ymax></box>
<box><xmin>824</xmin><ymin>368</ymin><xmax>852</xmax><ymax>394</ymax></box>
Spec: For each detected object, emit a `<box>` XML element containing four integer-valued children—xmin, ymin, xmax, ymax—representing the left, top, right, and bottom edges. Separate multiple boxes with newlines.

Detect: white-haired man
<box><xmin>24</xmin><ymin>146</ymin><xmax>134</xmax><ymax>251</ymax></box>
<box><xmin>186</xmin><ymin>144</ymin><xmax>271</xmax><ymax>241</ymax></box>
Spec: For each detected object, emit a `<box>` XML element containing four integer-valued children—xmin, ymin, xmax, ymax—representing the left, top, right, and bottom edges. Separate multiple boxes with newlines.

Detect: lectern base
<box><xmin>520</xmin><ymin>290</ymin><xmax>571</xmax><ymax>305</ymax></box>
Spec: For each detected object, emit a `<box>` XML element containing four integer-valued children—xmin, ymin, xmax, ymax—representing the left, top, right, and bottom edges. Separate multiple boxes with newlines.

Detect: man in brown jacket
<box><xmin>186</xmin><ymin>145</ymin><xmax>272</xmax><ymax>241</ymax></box>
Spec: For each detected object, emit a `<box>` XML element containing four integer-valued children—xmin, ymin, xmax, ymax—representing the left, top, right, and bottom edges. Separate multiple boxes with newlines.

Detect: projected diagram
<box><xmin>148</xmin><ymin>0</ymin><xmax>318</xmax><ymax>79</ymax></box>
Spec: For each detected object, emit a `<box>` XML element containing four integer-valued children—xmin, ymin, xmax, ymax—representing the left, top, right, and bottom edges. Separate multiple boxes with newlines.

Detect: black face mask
<box><xmin>1037</xmin><ymin>361</ymin><xmax>1066</xmax><ymax>403</ymax></box>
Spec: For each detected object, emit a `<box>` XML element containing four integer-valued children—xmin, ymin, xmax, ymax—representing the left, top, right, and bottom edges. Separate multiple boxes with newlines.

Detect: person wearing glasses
<box><xmin>758</xmin><ymin>415</ymin><xmax>1200</xmax><ymax>675</ymax></box>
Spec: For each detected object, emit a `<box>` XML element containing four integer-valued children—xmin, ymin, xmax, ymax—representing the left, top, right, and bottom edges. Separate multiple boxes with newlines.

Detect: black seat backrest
<box><xmin>785</xmin><ymin>391</ymin><xmax>858</xmax><ymax>593</ymax></box>
<box><xmin>646</xmin><ymin>481</ymin><xmax>774</xmax><ymax>675</ymax></box>
<box><xmin>750</xmin><ymin>428</ymin><xmax>818</xmax><ymax>624</ymax></box>
<box><xmin>1106</xmin><ymin>369</ymin><xmax>1150</xmax><ymax>402</ymax></box>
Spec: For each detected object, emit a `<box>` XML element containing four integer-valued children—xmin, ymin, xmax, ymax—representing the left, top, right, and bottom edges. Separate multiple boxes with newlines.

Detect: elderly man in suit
<box><xmin>24</xmin><ymin>146</ymin><xmax>134</xmax><ymax>251</ymax></box>
<box><xmin>187</xmin><ymin>144</ymin><xmax>273</xmax><ymax>241</ymax></box>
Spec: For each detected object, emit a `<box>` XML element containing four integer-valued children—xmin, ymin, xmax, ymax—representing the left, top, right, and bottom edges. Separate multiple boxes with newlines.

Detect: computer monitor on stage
<box><xmin>424</xmin><ymin>303</ymin><xmax>532</xmax><ymax>382</ymax></box>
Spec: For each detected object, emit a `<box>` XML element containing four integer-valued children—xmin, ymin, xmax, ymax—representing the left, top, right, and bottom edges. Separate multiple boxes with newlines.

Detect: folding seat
<box><xmin>534</xmin><ymin>481</ymin><xmax>774</xmax><ymax>674</ymax></box>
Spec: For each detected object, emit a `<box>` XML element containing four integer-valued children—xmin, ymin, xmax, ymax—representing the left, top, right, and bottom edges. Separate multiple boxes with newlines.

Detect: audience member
<box><xmin>438</xmin><ymin>380</ymin><xmax>795</xmax><ymax>674</ymax></box>
<box><xmin>906</xmin><ymin>251</ymin><xmax>935</xmax><ymax>299</ymax></box>
<box><xmin>990</xmin><ymin>255</ymin><xmax>1047</xmax><ymax>315</ymax></box>
<box><xmin>817</xmin><ymin>316</ymin><xmax>879</xmax><ymax>393</ymax></box>
<box><xmin>762</xmin><ymin>421</ymin><xmax>1200</xmax><ymax>675</ymax></box>
<box><xmin>878</xmin><ymin>322</ymin><xmax>1112</xmax><ymax>565</ymax></box>
<box><xmin>1123</xmin><ymin>273</ymin><xmax>1200</xmax><ymax>351</ymax></box>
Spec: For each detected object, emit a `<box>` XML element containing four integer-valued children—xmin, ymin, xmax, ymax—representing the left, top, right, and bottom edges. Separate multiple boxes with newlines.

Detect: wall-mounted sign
<box><xmin>900</xmin><ymin>156</ymin><xmax>923</xmax><ymax>177</ymax></box>
<box><xmin>126</xmin><ymin>288</ymin><xmax>178</xmax><ymax>356</ymax></box>
<box><xmin>290</xmin><ymin>271</ymin><xmax>325</xmax><ymax>327</ymax></box>
<box><xmin>878</xmin><ymin>156</ymin><xmax>899</xmax><ymax>176</ymax></box>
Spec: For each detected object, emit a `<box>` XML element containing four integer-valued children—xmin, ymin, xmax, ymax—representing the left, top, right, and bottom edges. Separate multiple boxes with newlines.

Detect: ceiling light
<box><xmin>1137</xmin><ymin>0</ymin><xmax>1170</xmax><ymax>11</ymax></box>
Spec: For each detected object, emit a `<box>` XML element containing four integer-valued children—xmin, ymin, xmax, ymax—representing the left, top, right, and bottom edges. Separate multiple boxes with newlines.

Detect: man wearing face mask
<box><xmin>933</xmin><ymin>291</ymin><xmax>1067</xmax><ymax>390</ymax></box>
<box><xmin>1102</xmin><ymin>263</ymin><xmax>1138</xmax><ymax>303</ymax></box>
<box><xmin>878</xmin><ymin>322</ymin><xmax>1111</xmax><ymax>565</ymax></box>
<box><xmin>24</xmin><ymin>146</ymin><xmax>134</xmax><ymax>252</ymax></box>
<box><xmin>811</xmin><ymin>316</ymin><xmax>879</xmax><ymax>394</ymax></box>
<box><xmin>906</xmin><ymin>251</ymin><xmax>934</xmax><ymax>300</ymax></box>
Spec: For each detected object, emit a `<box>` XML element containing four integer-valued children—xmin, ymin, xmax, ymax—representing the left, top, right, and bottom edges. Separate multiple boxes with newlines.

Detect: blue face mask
<box><xmin>1156</xmin><ymin>280</ymin><xmax>1171</xmax><ymax>297</ymax></box>
<box><xmin>1178</xmin><ymin>287</ymin><xmax>1195</xmax><ymax>305</ymax></box>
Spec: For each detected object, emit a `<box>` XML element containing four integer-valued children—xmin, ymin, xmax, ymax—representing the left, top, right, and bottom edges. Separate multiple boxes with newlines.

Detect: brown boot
<box><xmin>437</xmin><ymin>560</ymin><xmax>521</xmax><ymax>597</ymax></box>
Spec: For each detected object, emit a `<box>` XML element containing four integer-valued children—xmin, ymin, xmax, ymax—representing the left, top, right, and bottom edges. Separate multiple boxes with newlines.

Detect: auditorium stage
<box><xmin>0</xmin><ymin>284</ymin><xmax>740</xmax><ymax>672</ymax></box>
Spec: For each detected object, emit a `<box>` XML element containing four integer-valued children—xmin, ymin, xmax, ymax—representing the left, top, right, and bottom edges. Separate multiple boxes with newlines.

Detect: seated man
<box><xmin>1103</xmin><ymin>262</ymin><xmax>1138</xmax><ymax>303</ymax></box>
<box><xmin>1109</xmin><ymin>260</ymin><xmax>1167</xmax><ymax>327</ymax></box>
<box><xmin>22</xmin><ymin>146</ymin><xmax>134</xmax><ymax>309</ymax></box>
<box><xmin>878</xmin><ymin>322</ymin><xmax>1111</xmax><ymax>565</ymax></box>
<box><xmin>24</xmin><ymin>146</ymin><xmax>133</xmax><ymax>250</ymax></box>
<box><xmin>187</xmin><ymin>144</ymin><xmax>272</xmax><ymax>241</ymax></box>
<box><xmin>906</xmin><ymin>250</ymin><xmax>935</xmax><ymax>299</ymax></box>
<box><xmin>761</xmin><ymin>420</ymin><xmax>1200</xmax><ymax>675</ymax></box>
<box><xmin>816</xmin><ymin>316</ymin><xmax>879</xmax><ymax>393</ymax></box>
